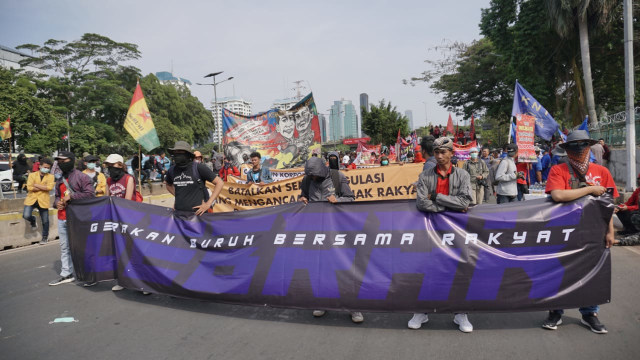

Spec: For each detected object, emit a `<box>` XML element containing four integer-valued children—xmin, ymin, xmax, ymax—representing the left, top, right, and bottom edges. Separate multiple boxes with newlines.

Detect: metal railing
<box><xmin>588</xmin><ymin>107</ymin><xmax>640</xmax><ymax>146</ymax></box>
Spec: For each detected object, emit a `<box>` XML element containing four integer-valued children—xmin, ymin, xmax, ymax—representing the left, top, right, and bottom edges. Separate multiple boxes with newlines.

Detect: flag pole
<box><xmin>9</xmin><ymin>130</ymin><xmax>16</xmax><ymax>199</ymax></box>
<box><xmin>507</xmin><ymin>117</ymin><xmax>513</xmax><ymax>145</ymax></box>
<box><xmin>138</xmin><ymin>145</ymin><xmax>142</xmax><ymax>196</ymax></box>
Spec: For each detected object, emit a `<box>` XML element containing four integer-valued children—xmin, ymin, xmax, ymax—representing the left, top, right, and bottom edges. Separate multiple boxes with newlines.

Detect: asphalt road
<box><xmin>1</xmin><ymin>241</ymin><xmax>639</xmax><ymax>360</ymax></box>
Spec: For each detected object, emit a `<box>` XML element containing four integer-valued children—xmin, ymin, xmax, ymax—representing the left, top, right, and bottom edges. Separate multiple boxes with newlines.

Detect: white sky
<box><xmin>0</xmin><ymin>0</ymin><xmax>490</xmax><ymax>128</ymax></box>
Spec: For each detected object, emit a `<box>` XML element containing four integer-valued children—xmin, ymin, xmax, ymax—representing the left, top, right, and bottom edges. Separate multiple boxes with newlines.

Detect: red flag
<box><xmin>446</xmin><ymin>113</ymin><xmax>454</xmax><ymax>135</ymax></box>
<box><xmin>454</xmin><ymin>123</ymin><xmax>459</xmax><ymax>143</ymax></box>
<box><xmin>470</xmin><ymin>115</ymin><xmax>476</xmax><ymax>140</ymax></box>
<box><xmin>62</xmin><ymin>134</ymin><xmax>68</xmax><ymax>140</ymax></box>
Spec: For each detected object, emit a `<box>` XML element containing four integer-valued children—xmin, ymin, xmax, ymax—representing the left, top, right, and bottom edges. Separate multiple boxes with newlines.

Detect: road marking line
<box><xmin>0</xmin><ymin>240</ymin><xmax>59</xmax><ymax>256</ymax></box>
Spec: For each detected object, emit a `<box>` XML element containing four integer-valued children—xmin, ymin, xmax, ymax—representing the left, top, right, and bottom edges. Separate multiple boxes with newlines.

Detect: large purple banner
<box><xmin>67</xmin><ymin>196</ymin><xmax>613</xmax><ymax>313</ymax></box>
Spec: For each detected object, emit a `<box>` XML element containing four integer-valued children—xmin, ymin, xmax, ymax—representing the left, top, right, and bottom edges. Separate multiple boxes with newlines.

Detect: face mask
<box><xmin>470</xmin><ymin>153</ymin><xmax>478</xmax><ymax>160</ymax></box>
<box><xmin>173</xmin><ymin>154</ymin><xmax>190</xmax><ymax>168</ymax></box>
<box><xmin>328</xmin><ymin>156</ymin><xmax>339</xmax><ymax>170</ymax></box>
<box><xmin>224</xmin><ymin>161</ymin><xmax>231</xmax><ymax>169</ymax></box>
<box><xmin>87</xmin><ymin>163</ymin><xmax>96</xmax><ymax>170</ymax></box>
<box><xmin>565</xmin><ymin>144</ymin><xmax>591</xmax><ymax>175</ymax></box>
<box><xmin>108</xmin><ymin>166</ymin><xmax>125</xmax><ymax>181</ymax></box>
<box><xmin>59</xmin><ymin>161</ymin><xmax>74</xmax><ymax>174</ymax></box>
<box><xmin>40</xmin><ymin>168</ymin><xmax>51</xmax><ymax>174</ymax></box>
<box><xmin>381</xmin><ymin>160</ymin><xmax>389</xmax><ymax>166</ymax></box>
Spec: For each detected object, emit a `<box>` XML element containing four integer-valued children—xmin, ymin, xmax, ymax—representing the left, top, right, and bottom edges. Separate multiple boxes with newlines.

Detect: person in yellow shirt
<box><xmin>23</xmin><ymin>158</ymin><xmax>55</xmax><ymax>244</ymax></box>
<box><xmin>82</xmin><ymin>155</ymin><xmax>107</xmax><ymax>197</ymax></box>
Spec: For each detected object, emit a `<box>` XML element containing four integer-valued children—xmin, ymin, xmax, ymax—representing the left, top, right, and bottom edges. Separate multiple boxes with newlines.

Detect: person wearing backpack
<box><xmin>298</xmin><ymin>155</ymin><xmax>360</xmax><ymax>323</ymax></box>
<box><xmin>166</xmin><ymin>141</ymin><xmax>224</xmax><ymax>216</ymax></box>
<box><xmin>82</xmin><ymin>155</ymin><xmax>106</xmax><ymax>197</ymax></box>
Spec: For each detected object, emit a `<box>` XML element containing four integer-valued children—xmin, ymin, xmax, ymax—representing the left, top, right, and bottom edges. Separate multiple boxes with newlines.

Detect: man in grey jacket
<box><xmin>299</xmin><ymin>157</ymin><xmax>361</xmax><ymax>323</ymax></box>
<box><xmin>409</xmin><ymin>136</ymin><xmax>474</xmax><ymax>333</ymax></box>
<box><xmin>494</xmin><ymin>143</ymin><xmax>521</xmax><ymax>204</ymax></box>
<box><xmin>299</xmin><ymin>156</ymin><xmax>355</xmax><ymax>204</ymax></box>
<box><xmin>463</xmin><ymin>147</ymin><xmax>489</xmax><ymax>205</ymax></box>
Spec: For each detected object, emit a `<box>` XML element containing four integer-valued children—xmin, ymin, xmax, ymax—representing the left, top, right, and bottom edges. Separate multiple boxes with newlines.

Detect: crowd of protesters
<box><xmin>5</xmin><ymin>128</ymin><xmax>633</xmax><ymax>335</ymax></box>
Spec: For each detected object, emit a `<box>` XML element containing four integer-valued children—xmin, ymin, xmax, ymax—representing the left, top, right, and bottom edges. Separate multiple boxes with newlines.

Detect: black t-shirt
<box><xmin>166</xmin><ymin>162</ymin><xmax>217</xmax><ymax>212</ymax></box>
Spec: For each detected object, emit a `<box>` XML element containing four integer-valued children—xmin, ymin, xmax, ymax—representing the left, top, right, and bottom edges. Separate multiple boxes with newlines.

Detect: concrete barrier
<box><xmin>0</xmin><ymin>184</ymin><xmax>174</xmax><ymax>250</ymax></box>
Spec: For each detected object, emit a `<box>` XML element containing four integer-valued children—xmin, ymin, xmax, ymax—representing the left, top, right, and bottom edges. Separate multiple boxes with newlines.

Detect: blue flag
<box><xmin>511</xmin><ymin>81</ymin><xmax>559</xmax><ymax>141</ymax></box>
<box><xmin>578</xmin><ymin>116</ymin><xmax>589</xmax><ymax>135</ymax></box>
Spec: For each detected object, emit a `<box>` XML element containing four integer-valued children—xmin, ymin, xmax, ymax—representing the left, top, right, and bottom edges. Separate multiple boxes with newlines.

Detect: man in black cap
<box><xmin>166</xmin><ymin>141</ymin><xmax>224</xmax><ymax>216</ymax></box>
<box><xmin>541</xmin><ymin>130</ymin><xmax>618</xmax><ymax>334</ymax></box>
<box><xmin>48</xmin><ymin>151</ymin><xmax>95</xmax><ymax>286</ymax></box>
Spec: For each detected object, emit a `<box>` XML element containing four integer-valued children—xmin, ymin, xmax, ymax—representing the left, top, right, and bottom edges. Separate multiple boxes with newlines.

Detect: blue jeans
<box><xmin>496</xmin><ymin>194</ymin><xmax>516</xmax><ymax>204</ymax></box>
<box><xmin>23</xmin><ymin>203</ymin><xmax>50</xmax><ymax>238</ymax></box>
<box><xmin>58</xmin><ymin>219</ymin><xmax>74</xmax><ymax>277</ymax></box>
<box><xmin>551</xmin><ymin>306</ymin><xmax>599</xmax><ymax>316</ymax></box>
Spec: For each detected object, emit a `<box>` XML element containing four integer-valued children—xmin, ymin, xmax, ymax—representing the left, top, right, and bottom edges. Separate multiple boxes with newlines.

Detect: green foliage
<box><xmin>411</xmin><ymin>0</ymin><xmax>639</xmax><ymax>128</ymax></box>
<box><xmin>8</xmin><ymin>33</ymin><xmax>214</xmax><ymax>157</ymax></box>
<box><xmin>361</xmin><ymin>100</ymin><xmax>410</xmax><ymax>146</ymax></box>
<box><xmin>0</xmin><ymin>68</ymin><xmax>67</xmax><ymax>154</ymax></box>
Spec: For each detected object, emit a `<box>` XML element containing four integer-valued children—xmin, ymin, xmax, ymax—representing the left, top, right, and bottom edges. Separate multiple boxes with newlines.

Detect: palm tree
<box><xmin>544</xmin><ymin>0</ymin><xmax>617</xmax><ymax>125</ymax></box>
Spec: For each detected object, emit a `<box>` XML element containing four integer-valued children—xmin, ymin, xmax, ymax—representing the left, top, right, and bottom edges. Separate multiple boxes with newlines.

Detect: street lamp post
<box><xmin>197</xmin><ymin>72</ymin><xmax>234</xmax><ymax>146</ymax></box>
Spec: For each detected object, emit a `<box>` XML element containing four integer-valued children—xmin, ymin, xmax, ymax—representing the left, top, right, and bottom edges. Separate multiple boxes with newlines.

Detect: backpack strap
<box><xmin>62</xmin><ymin>177</ymin><xmax>75</xmax><ymax>195</ymax></box>
<box><xmin>191</xmin><ymin>162</ymin><xmax>210</xmax><ymax>202</ymax></box>
<box><xmin>566</xmin><ymin>163</ymin><xmax>587</xmax><ymax>189</ymax></box>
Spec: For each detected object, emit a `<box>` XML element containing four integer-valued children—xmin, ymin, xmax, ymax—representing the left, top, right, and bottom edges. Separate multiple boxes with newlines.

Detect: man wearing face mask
<box><xmin>380</xmin><ymin>155</ymin><xmax>390</xmax><ymax>166</ymax></box>
<box><xmin>82</xmin><ymin>155</ymin><xmax>106</xmax><ymax>197</ymax></box>
<box><xmin>23</xmin><ymin>158</ymin><xmax>55</xmax><ymax>244</ymax></box>
<box><xmin>166</xmin><ymin>141</ymin><xmax>224</xmax><ymax>216</ymax></box>
<box><xmin>541</xmin><ymin>130</ymin><xmax>618</xmax><ymax>334</ymax></box>
<box><xmin>463</xmin><ymin>147</ymin><xmax>489</xmax><ymax>205</ymax></box>
<box><xmin>48</xmin><ymin>151</ymin><xmax>95</xmax><ymax>286</ymax></box>
<box><xmin>299</xmin><ymin>155</ymin><xmax>360</xmax><ymax>322</ymax></box>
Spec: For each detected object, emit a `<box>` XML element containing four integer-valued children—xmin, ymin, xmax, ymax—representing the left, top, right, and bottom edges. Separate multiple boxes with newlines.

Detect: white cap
<box><xmin>104</xmin><ymin>154</ymin><xmax>124</xmax><ymax>164</ymax></box>
<box><xmin>469</xmin><ymin>147</ymin><xmax>479</xmax><ymax>153</ymax></box>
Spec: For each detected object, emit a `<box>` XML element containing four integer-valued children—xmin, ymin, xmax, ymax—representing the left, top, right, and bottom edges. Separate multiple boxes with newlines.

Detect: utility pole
<box><xmin>624</xmin><ymin>0</ymin><xmax>635</xmax><ymax>191</ymax></box>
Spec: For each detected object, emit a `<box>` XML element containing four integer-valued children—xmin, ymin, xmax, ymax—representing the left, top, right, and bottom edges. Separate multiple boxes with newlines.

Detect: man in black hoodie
<box><xmin>12</xmin><ymin>153</ymin><xmax>30</xmax><ymax>193</ymax></box>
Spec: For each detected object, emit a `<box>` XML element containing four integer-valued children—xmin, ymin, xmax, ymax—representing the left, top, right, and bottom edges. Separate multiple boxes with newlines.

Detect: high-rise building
<box><xmin>155</xmin><ymin>71</ymin><xmax>192</xmax><ymax>89</ymax></box>
<box><xmin>405</xmin><ymin>110</ymin><xmax>414</xmax><ymax>130</ymax></box>
<box><xmin>211</xmin><ymin>96</ymin><xmax>252</xmax><ymax>144</ymax></box>
<box><xmin>319</xmin><ymin>114</ymin><xmax>327</xmax><ymax>143</ymax></box>
<box><xmin>329</xmin><ymin>99</ymin><xmax>358</xmax><ymax>141</ymax></box>
<box><xmin>359</xmin><ymin>93</ymin><xmax>369</xmax><ymax>112</ymax></box>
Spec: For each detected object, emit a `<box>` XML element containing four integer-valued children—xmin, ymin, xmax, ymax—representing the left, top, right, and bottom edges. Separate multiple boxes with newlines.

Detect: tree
<box><xmin>361</xmin><ymin>100</ymin><xmax>410</xmax><ymax>146</ymax></box>
<box><xmin>0</xmin><ymin>68</ymin><xmax>67</xmax><ymax>154</ymax></box>
<box><xmin>544</xmin><ymin>0</ymin><xmax>618</xmax><ymax>125</ymax></box>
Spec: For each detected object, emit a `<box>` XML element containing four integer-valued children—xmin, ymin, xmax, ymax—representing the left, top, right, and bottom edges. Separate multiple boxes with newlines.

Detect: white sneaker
<box><xmin>408</xmin><ymin>313</ymin><xmax>429</xmax><ymax>329</ymax></box>
<box><xmin>453</xmin><ymin>313</ymin><xmax>473</xmax><ymax>333</ymax></box>
<box><xmin>312</xmin><ymin>310</ymin><xmax>326</xmax><ymax>317</ymax></box>
<box><xmin>112</xmin><ymin>285</ymin><xmax>124</xmax><ymax>291</ymax></box>
<box><xmin>350</xmin><ymin>312</ymin><xmax>364</xmax><ymax>323</ymax></box>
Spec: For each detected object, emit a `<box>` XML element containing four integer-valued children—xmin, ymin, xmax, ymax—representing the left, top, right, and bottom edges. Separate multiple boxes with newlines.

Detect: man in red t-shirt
<box><xmin>542</xmin><ymin>130</ymin><xmax>617</xmax><ymax>335</ymax></box>
<box><xmin>410</xmin><ymin>136</ymin><xmax>474</xmax><ymax>333</ymax></box>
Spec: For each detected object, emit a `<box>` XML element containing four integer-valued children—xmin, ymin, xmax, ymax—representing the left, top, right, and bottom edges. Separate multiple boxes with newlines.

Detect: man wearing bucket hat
<box><xmin>166</xmin><ymin>141</ymin><xmax>224</xmax><ymax>216</ymax></box>
<box><xmin>409</xmin><ymin>136</ymin><xmax>474</xmax><ymax>333</ymax></box>
<box><xmin>541</xmin><ymin>130</ymin><xmax>618</xmax><ymax>334</ymax></box>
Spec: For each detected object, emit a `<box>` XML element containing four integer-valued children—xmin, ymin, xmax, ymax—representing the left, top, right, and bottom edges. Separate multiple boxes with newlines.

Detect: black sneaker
<box><xmin>581</xmin><ymin>313</ymin><xmax>608</xmax><ymax>334</ymax></box>
<box><xmin>542</xmin><ymin>311</ymin><xmax>563</xmax><ymax>330</ymax></box>
<box><xmin>48</xmin><ymin>274</ymin><xmax>75</xmax><ymax>286</ymax></box>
